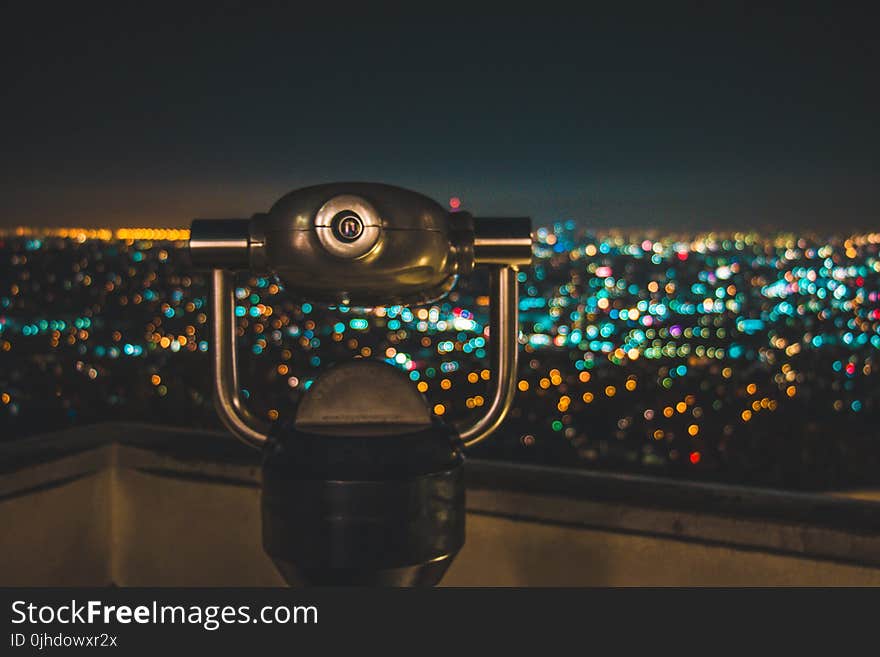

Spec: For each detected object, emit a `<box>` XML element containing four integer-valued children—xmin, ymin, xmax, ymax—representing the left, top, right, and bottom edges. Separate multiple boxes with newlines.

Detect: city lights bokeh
<box><xmin>1</xmin><ymin>224</ymin><xmax>879</xmax><ymax>489</ymax></box>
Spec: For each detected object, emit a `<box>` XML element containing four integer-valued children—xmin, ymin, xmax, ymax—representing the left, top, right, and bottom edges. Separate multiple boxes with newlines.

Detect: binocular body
<box><xmin>192</xmin><ymin>182</ymin><xmax>530</xmax><ymax>306</ymax></box>
<box><xmin>189</xmin><ymin>183</ymin><xmax>532</xmax><ymax>586</ymax></box>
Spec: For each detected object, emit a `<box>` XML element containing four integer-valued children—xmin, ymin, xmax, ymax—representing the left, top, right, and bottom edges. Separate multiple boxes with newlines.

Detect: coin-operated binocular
<box><xmin>190</xmin><ymin>183</ymin><xmax>531</xmax><ymax>586</ymax></box>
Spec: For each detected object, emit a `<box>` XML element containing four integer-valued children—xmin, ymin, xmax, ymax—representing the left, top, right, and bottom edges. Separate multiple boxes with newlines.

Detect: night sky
<box><xmin>1</xmin><ymin>5</ymin><xmax>877</xmax><ymax>230</ymax></box>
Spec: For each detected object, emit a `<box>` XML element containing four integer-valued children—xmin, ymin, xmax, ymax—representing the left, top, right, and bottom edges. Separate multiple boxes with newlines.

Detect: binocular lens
<box><xmin>314</xmin><ymin>194</ymin><xmax>381</xmax><ymax>259</ymax></box>
<box><xmin>331</xmin><ymin>211</ymin><xmax>365</xmax><ymax>242</ymax></box>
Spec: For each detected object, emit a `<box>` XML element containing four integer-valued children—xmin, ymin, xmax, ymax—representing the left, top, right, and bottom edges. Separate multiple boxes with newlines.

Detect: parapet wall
<box><xmin>2</xmin><ymin>423</ymin><xmax>880</xmax><ymax>586</ymax></box>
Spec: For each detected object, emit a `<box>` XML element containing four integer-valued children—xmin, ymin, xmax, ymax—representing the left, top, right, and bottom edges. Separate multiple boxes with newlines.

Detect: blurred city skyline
<box><xmin>3</xmin><ymin>224</ymin><xmax>879</xmax><ymax>488</ymax></box>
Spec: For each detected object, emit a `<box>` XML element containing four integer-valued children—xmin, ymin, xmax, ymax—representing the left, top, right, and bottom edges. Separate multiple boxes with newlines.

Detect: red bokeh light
<box><xmin>449</xmin><ymin>197</ymin><xmax>461</xmax><ymax>210</ymax></box>
<box><xmin>689</xmin><ymin>451</ymin><xmax>701</xmax><ymax>464</ymax></box>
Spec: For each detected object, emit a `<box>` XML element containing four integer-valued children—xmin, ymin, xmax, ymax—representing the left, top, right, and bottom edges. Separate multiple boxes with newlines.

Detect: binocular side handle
<box><xmin>212</xmin><ymin>269</ymin><xmax>271</xmax><ymax>447</ymax></box>
<box><xmin>455</xmin><ymin>265</ymin><xmax>520</xmax><ymax>448</ymax></box>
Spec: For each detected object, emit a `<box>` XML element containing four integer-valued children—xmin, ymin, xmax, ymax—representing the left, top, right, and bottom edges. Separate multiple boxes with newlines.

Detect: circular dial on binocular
<box><xmin>314</xmin><ymin>194</ymin><xmax>381</xmax><ymax>259</ymax></box>
<box><xmin>331</xmin><ymin>211</ymin><xmax>365</xmax><ymax>242</ymax></box>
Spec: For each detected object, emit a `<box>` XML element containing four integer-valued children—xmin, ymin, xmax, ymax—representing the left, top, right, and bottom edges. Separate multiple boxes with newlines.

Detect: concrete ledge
<box><xmin>2</xmin><ymin>422</ymin><xmax>880</xmax><ymax>585</ymax></box>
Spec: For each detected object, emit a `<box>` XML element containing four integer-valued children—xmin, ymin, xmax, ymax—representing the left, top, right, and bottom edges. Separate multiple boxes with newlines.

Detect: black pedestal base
<box><xmin>261</xmin><ymin>424</ymin><xmax>465</xmax><ymax>587</ymax></box>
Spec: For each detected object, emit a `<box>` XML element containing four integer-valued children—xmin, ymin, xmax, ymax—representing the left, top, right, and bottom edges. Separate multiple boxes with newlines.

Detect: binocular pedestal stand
<box><xmin>262</xmin><ymin>360</ymin><xmax>465</xmax><ymax>586</ymax></box>
<box><xmin>209</xmin><ymin>266</ymin><xmax>519</xmax><ymax>586</ymax></box>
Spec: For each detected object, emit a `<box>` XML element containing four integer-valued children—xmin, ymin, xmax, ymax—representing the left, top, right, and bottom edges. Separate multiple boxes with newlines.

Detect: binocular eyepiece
<box><xmin>190</xmin><ymin>183</ymin><xmax>532</xmax><ymax>586</ymax></box>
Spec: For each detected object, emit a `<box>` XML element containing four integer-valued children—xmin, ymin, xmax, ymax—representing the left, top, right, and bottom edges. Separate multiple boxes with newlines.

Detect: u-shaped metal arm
<box><xmin>212</xmin><ymin>269</ymin><xmax>270</xmax><ymax>448</ymax></box>
<box><xmin>210</xmin><ymin>266</ymin><xmax>521</xmax><ymax>451</ymax></box>
<box><xmin>455</xmin><ymin>266</ymin><xmax>520</xmax><ymax>448</ymax></box>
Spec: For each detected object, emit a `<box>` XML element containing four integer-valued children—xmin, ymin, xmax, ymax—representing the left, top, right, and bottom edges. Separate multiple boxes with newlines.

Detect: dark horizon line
<box><xmin>2</xmin><ymin>221</ymin><xmax>878</xmax><ymax>238</ymax></box>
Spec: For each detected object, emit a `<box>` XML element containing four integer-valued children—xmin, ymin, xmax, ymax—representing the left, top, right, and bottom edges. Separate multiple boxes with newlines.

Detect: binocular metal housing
<box><xmin>189</xmin><ymin>182</ymin><xmax>532</xmax><ymax>586</ymax></box>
